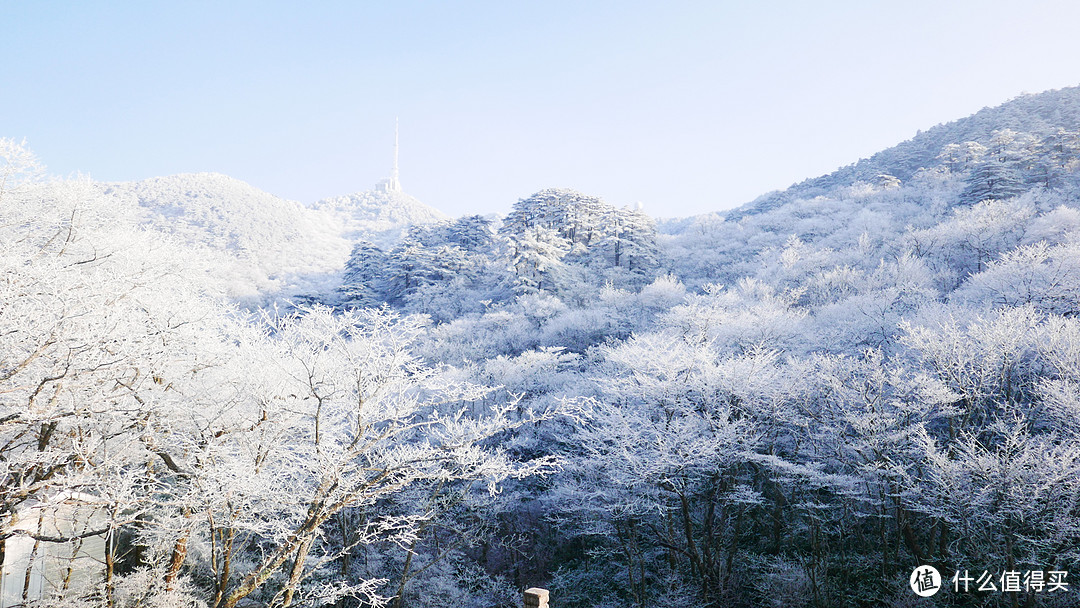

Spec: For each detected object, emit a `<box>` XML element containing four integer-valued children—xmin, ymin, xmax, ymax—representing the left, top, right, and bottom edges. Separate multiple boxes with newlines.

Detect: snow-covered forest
<box><xmin>7</xmin><ymin>86</ymin><xmax>1080</xmax><ymax>607</ymax></box>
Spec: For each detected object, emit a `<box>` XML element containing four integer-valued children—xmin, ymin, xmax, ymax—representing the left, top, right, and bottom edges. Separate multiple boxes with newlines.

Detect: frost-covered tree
<box><xmin>446</xmin><ymin>214</ymin><xmax>496</xmax><ymax>252</ymax></box>
<box><xmin>905</xmin><ymin>199</ymin><xmax>1035</xmax><ymax>289</ymax></box>
<box><xmin>0</xmin><ymin>176</ymin><xmax>248</xmax><ymax>607</ymax></box>
<box><xmin>0</xmin><ymin>162</ymin><xmax>570</xmax><ymax>608</ymax></box>
<box><xmin>954</xmin><ymin>241</ymin><xmax>1080</xmax><ymax>314</ymax></box>
<box><xmin>505</xmin><ymin>225</ymin><xmax>571</xmax><ymax>294</ymax></box>
<box><xmin>501</xmin><ymin>189</ymin><xmax>661</xmax><ymax>295</ymax></box>
<box><xmin>194</xmin><ymin>307</ymin><xmax>565</xmax><ymax>608</ymax></box>
<box><xmin>937</xmin><ymin>141</ymin><xmax>987</xmax><ymax>173</ymax></box>
<box><xmin>0</xmin><ymin>137</ymin><xmax>44</xmax><ymax>202</ymax></box>
<box><xmin>339</xmin><ymin>240</ymin><xmax>389</xmax><ymax>308</ymax></box>
<box><xmin>1028</xmin><ymin>128</ymin><xmax>1080</xmax><ymax>188</ymax></box>
<box><xmin>959</xmin><ymin>130</ymin><xmax>1034</xmax><ymax>205</ymax></box>
<box><xmin>589</xmin><ymin>206</ymin><xmax>660</xmax><ymax>277</ymax></box>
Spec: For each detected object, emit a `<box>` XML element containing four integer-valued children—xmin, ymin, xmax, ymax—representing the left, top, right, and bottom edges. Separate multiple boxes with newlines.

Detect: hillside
<box><xmin>724</xmin><ymin>85</ymin><xmax>1080</xmax><ymax>222</ymax></box>
<box><xmin>310</xmin><ymin>188</ymin><xmax>448</xmax><ymax>248</ymax></box>
<box><xmin>94</xmin><ymin>173</ymin><xmax>447</xmax><ymax>302</ymax></box>
<box><xmin>654</xmin><ymin>86</ymin><xmax>1080</xmax><ymax>292</ymax></box>
<box><xmin>97</xmin><ymin>173</ymin><xmax>351</xmax><ymax>300</ymax></box>
<box><xmin>10</xmin><ymin>84</ymin><xmax>1080</xmax><ymax>608</ymax></box>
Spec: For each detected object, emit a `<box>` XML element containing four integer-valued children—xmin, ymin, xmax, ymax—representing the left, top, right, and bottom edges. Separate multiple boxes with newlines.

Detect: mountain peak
<box><xmin>310</xmin><ymin>187</ymin><xmax>448</xmax><ymax>249</ymax></box>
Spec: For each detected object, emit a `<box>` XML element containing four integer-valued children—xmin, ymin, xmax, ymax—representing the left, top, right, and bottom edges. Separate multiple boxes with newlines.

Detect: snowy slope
<box><xmin>658</xmin><ymin>85</ymin><xmax>1080</xmax><ymax>291</ymax></box>
<box><xmin>98</xmin><ymin>173</ymin><xmax>351</xmax><ymax>300</ymax></box>
<box><xmin>723</xmin><ymin>85</ymin><xmax>1080</xmax><ymax>222</ymax></box>
<box><xmin>310</xmin><ymin>188</ymin><xmax>448</xmax><ymax>248</ymax></box>
<box><xmin>95</xmin><ymin>173</ymin><xmax>450</xmax><ymax>302</ymax></box>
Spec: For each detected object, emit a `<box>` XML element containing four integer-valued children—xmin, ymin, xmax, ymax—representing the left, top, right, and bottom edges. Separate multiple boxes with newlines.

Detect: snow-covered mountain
<box><xmin>310</xmin><ymin>188</ymin><xmax>448</xmax><ymax>248</ymax></box>
<box><xmin>95</xmin><ymin>172</ymin><xmax>446</xmax><ymax>302</ymax></box>
<box><xmin>656</xmin><ymin>85</ymin><xmax>1080</xmax><ymax>293</ymax></box>
<box><xmin>14</xmin><ymin>84</ymin><xmax>1080</xmax><ymax>608</ymax></box>
<box><xmin>96</xmin><ymin>173</ymin><xmax>349</xmax><ymax>300</ymax></box>
<box><xmin>724</xmin><ymin>85</ymin><xmax>1080</xmax><ymax>222</ymax></box>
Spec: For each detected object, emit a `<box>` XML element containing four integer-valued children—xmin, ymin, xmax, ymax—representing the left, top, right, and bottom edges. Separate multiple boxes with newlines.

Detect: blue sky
<box><xmin>5</xmin><ymin>1</ymin><xmax>1080</xmax><ymax>217</ymax></box>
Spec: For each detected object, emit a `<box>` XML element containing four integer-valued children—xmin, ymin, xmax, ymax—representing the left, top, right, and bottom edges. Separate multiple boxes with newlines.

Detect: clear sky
<box><xmin>4</xmin><ymin>1</ymin><xmax>1080</xmax><ymax>218</ymax></box>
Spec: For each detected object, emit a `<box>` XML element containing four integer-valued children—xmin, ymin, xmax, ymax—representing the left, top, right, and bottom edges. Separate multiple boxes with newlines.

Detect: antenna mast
<box><xmin>392</xmin><ymin>117</ymin><xmax>400</xmax><ymax>187</ymax></box>
<box><xmin>375</xmin><ymin>118</ymin><xmax>402</xmax><ymax>193</ymax></box>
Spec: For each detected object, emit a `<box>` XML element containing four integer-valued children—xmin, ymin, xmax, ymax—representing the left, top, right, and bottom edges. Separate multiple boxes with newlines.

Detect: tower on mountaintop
<box><xmin>375</xmin><ymin>119</ymin><xmax>402</xmax><ymax>193</ymax></box>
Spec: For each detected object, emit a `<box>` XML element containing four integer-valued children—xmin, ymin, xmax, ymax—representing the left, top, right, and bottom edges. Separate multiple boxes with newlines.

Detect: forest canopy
<box><xmin>7</xmin><ymin>87</ymin><xmax>1080</xmax><ymax>608</ymax></box>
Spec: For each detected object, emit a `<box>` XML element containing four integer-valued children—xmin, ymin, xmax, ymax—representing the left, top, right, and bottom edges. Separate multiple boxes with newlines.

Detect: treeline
<box><xmin>336</xmin><ymin>188</ymin><xmax>660</xmax><ymax>323</ymax></box>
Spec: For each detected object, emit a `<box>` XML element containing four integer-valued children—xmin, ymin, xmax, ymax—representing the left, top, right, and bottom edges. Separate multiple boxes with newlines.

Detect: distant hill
<box><xmin>102</xmin><ymin>172</ymin><xmax>348</xmax><ymax>269</ymax></box>
<box><xmin>310</xmin><ymin>188</ymin><xmax>448</xmax><ymax>249</ymax></box>
<box><xmin>98</xmin><ymin>173</ymin><xmax>350</xmax><ymax>300</ymax></box>
<box><xmin>95</xmin><ymin>173</ymin><xmax>449</xmax><ymax>302</ymax></box>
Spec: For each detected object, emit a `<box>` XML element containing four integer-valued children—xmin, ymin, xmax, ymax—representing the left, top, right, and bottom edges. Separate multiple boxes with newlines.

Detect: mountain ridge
<box><xmin>723</xmin><ymin>85</ymin><xmax>1080</xmax><ymax>222</ymax></box>
<box><xmin>93</xmin><ymin>171</ymin><xmax>447</xmax><ymax>301</ymax></box>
